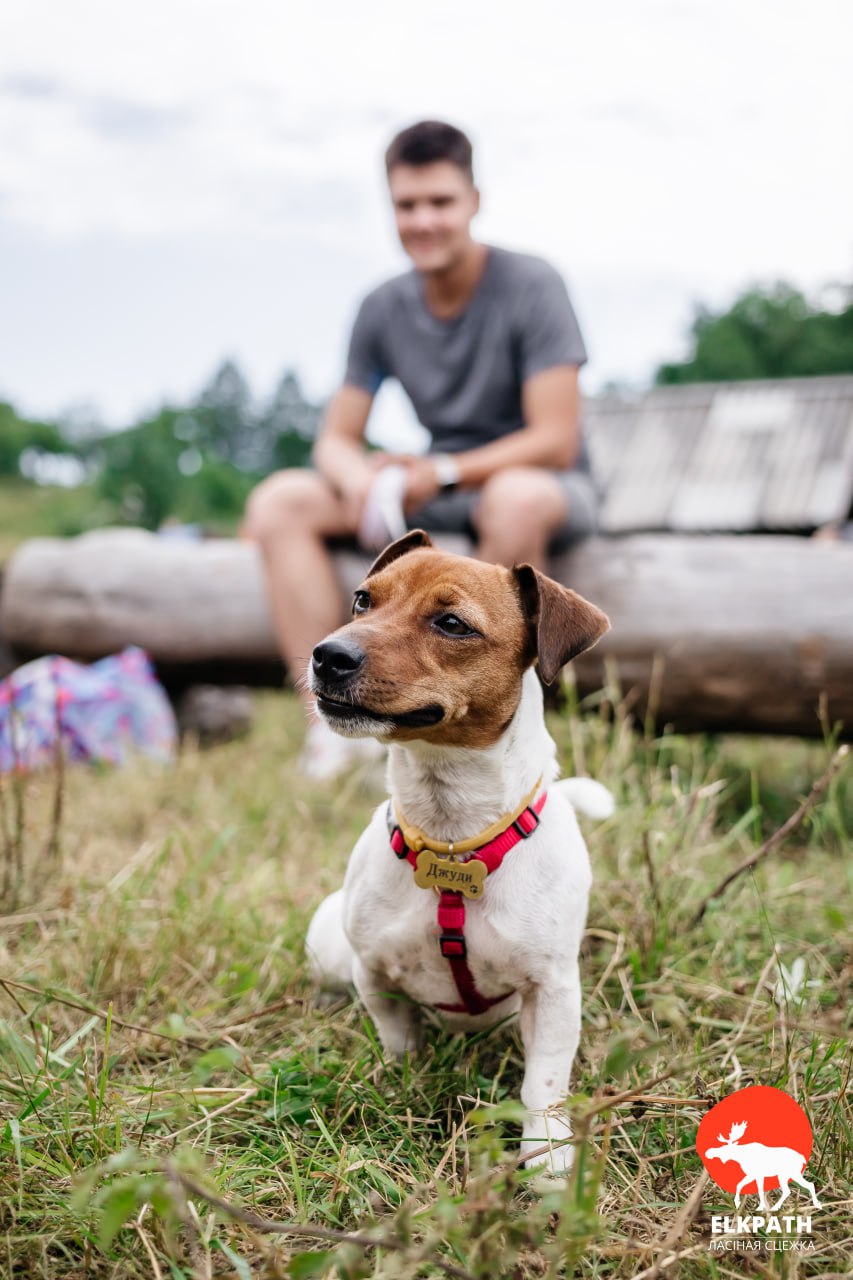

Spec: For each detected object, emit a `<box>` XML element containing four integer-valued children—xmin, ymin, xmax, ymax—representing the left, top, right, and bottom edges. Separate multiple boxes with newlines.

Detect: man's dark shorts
<box><xmin>406</xmin><ymin>468</ymin><xmax>599</xmax><ymax>552</ymax></box>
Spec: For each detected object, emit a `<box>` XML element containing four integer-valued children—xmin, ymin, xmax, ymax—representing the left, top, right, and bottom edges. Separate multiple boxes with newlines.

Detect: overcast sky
<box><xmin>1</xmin><ymin>0</ymin><xmax>851</xmax><ymax>446</ymax></box>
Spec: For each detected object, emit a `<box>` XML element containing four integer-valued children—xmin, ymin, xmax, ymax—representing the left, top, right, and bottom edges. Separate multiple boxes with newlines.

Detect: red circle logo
<box><xmin>696</xmin><ymin>1086</ymin><xmax>814</xmax><ymax>1197</ymax></box>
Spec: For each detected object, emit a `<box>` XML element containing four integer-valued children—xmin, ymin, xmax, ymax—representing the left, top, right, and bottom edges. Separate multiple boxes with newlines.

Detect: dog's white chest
<box><xmin>347</xmin><ymin>879</ymin><xmax>523</xmax><ymax>1013</ymax></box>
<box><xmin>342</xmin><ymin>790</ymin><xmax>590</xmax><ymax>1021</ymax></box>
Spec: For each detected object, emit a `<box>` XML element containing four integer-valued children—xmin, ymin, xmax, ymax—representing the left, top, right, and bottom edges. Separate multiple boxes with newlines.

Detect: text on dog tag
<box><xmin>414</xmin><ymin>850</ymin><xmax>487</xmax><ymax>898</ymax></box>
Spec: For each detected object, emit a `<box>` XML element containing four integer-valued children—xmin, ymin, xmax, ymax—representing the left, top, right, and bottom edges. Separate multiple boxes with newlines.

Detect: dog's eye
<box><xmin>434</xmin><ymin>613</ymin><xmax>476</xmax><ymax>637</ymax></box>
<box><xmin>352</xmin><ymin>591</ymin><xmax>371</xmax><ymax>616</ymax></box>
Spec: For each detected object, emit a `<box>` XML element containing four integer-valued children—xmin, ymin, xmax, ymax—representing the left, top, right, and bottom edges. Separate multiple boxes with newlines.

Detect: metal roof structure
<box><xmin>585</xmin><ymin>375</ymin><xmax>853</xmax><ymax>533</ymax></box>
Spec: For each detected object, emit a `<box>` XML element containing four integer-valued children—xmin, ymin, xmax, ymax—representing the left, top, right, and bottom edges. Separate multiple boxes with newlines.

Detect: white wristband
<box><xmin>432</xmin><ymin>454</ymin><xmax>461</xmax><ymax>489</ymax></box>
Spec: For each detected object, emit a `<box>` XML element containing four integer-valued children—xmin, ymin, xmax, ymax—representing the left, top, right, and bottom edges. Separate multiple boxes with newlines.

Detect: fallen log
<box><xmin>1</xmin><ymin>528</ymin><xmax>851</xmax><ymax>738</ymax></box>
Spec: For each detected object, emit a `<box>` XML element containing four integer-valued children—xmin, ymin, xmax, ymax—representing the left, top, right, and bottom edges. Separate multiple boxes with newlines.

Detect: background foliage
<box><xmin>1</xmin><ymin>277</ymin><xmax>851</xmax><ymax>549</ymax></box>
<box><xmin>655</xmin><ymin>282</ymin><xmax>853</xmax><ymax>385</ymax></box>
<box><xmin>0</xmin><ymin>361</ymin><xmax>320</xmax><ymax>540</ymax></box>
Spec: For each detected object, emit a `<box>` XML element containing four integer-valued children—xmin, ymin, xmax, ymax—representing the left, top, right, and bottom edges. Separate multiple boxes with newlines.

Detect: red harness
<box><xmin>387</xmin><ymin>792</ymin><xmax>548</xmax><ymax>1016</ymax></box>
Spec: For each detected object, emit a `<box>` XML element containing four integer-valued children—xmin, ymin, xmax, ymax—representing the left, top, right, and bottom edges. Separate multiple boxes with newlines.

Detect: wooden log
<box><xmin>1</xmin><ymin>528</ymin><xmax>851</xmax><ymax>738</ymax></box>
<box><xmin>560</xmin><ymin>535</ymin><xmax>853</xmax><ymax>738</ymax></box>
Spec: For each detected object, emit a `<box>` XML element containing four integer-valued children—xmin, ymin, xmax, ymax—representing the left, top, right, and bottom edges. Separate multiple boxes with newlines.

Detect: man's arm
<box><xmin>312</xmin><ymin>385</ymin><xmax>379</xmax><ymax>503</ymax></box>
<box><xmin>450</xmin><ymin>257</ymin><xmax>585</xmax><ymax>484</ymax></box>
<box><xmin>454</xmin><ymin>365</ymin><xmax>581</xmax><ymax>484</ymax></box>
<box><xmin>398</xmin><ymin>365</ymin><xmax>582</xmax><ymax>511</ymax></box>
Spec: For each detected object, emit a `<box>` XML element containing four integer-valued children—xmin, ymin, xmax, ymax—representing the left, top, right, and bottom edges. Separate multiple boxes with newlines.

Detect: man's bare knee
<box><xmin>244</xmin><ymin>470</ymin><xmax>339</xmax><ymax>543</ymax></box>
<box><xmin>474</xmin><ymin>469</ymin><xmax>567</xmax><ymax>546</ymax></box>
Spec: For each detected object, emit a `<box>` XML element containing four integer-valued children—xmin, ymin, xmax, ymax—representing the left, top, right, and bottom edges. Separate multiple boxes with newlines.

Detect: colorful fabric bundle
<box><xmin>0</xmin><ymin>646</ymin><xmax>176</xmax><ymax>773</ymax></box>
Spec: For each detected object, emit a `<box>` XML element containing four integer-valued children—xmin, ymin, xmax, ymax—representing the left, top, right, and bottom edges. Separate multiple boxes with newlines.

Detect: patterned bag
<box><xmin>0</xmin><ymin>646</ymin><xmax>176</xmax><ymax>773</ymax></box>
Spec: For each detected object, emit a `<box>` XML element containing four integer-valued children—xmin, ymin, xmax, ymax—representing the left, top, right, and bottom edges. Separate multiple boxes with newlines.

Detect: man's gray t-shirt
<box><xmin>344</xmin><ymin>246</ymin><xmax>590</xmax><ymax>470</ymax></box>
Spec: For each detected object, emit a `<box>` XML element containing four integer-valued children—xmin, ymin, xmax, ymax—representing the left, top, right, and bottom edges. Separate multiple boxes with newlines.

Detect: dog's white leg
<box><xmin>518</xmin><ymin>976</ymin><xmax>582</xmax><ymax>1175</ymax></box>
<box><xmin>352</xmin><ymin>957</ymin><xmax>420</xmax><ymax>1059</ymax></box>
<box><xmin>305</xmin><ymin>890</ymin><xmax>355</xmax><ymax>990</ymax></box>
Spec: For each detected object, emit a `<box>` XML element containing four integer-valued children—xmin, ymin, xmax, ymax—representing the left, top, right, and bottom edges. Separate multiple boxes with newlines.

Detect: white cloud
<box><xmin>0</xmin><ymin>0</ymin><xmax>850</xmax><ymax>422</ymax></box>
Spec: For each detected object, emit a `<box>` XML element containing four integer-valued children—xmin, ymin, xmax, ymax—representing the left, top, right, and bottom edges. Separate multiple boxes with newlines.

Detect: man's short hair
<box><xmin>385</xmin><ymin>121</ymin><xmax>474</xmax><ymax>181</ymax></box>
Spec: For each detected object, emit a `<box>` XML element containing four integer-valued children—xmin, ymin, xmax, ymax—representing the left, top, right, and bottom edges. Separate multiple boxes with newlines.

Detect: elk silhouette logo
<box><xmin>696</xmin><ymin>1085</ymin><xmax>822</xmax><ymax>1212</ymax></box>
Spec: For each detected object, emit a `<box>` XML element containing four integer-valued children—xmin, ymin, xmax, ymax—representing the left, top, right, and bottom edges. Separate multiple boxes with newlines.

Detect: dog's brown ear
<box><xmin>366</xmin><ymin>529</ymin><xmax>434</xmax><ymax>578</ymax></box>
<box><xmin>513</xmin><ymin>563</ymin><xmax>610</xmax><ymax>684</ymax></box>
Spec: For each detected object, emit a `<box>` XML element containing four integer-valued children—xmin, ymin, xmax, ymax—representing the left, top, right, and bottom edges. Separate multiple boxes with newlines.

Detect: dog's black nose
<box><xmin>312</xmin><ymin>637</ymin><xmax>366</xmax><ymax>685</ymax></box>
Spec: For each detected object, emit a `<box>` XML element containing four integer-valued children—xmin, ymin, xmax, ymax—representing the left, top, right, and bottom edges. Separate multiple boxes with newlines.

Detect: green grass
<box><xmin>0</xmin><ymin>476</ymin><xmax>245</xmax><ymax>568</ymax></box>
<box><xmin>0</xmin><ymin>688</ymin><xmax>851</xmax><ymax>1277</ymax></box>
<box><xmin>0</xmin><ymin>478</ymin><xmax>113</xmax><ymax>566</ymax></box>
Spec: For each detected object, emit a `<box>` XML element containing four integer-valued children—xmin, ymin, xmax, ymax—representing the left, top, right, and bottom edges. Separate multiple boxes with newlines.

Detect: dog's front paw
<box><xmin>521</xmin><ymin>1118</ymin><xmax>574</xmax><ymax>1176</ymax></box>
<box><xmin>379</xmin><ymin>1029</ymin><xmax>422</xmax><ymax>1060</ymax></box>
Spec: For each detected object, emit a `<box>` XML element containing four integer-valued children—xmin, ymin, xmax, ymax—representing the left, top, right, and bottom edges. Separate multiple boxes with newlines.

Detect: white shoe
<box><xmin>298</xmin><ymin>719</ymin><xmax>384</xmax><ymax>782</ymax></box>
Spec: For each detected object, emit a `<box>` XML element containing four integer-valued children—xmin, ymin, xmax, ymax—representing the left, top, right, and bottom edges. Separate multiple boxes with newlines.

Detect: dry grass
<box><xmin>0</xmin><ymin>686</ymin><xmax>850</xmax><ymax>1277</ymax></box>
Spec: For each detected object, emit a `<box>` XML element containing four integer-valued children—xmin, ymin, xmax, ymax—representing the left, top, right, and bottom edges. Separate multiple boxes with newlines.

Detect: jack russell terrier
<box><xmin>306</xmin><ymin>530</ymin><xmax>611</xmax><ymax>1173</ymax></box>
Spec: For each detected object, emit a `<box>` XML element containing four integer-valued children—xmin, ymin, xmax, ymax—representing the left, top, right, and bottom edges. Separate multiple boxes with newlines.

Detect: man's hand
<box><xmin>385</xmin><ymin>455</ymin><xmax>443</xmax><ymax>515</ymax></box>
<box><xmin>336</xmin><ymin>468</ymin><xmax>379</xmax><ymax>529</ymax></box>
<box><xmin>313</xmin><ymin>388</ymin><xmax>398</xmax><ymax>530</ymax></box>
<box><xmin>336</xmin><ymin>451</ymin><xmax>399</xmax><ymax>528</ymax></box>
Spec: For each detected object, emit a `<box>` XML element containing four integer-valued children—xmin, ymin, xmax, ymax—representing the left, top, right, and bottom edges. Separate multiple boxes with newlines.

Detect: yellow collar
<box><xmin>393</xmin><ymin>776</ymin><xmax>543</xmax><ymax>856</ymax></box>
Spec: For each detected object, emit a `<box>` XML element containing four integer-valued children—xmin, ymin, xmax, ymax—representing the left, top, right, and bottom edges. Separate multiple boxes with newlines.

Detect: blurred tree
<box><xmin>0</xmin><ymin>403</ymin><xmax>69</xmax><ymax>475</ymax></box>
<box><xmin>195</xmin><ymin>359</ymin><xmax>257</xmax><ymax>469</ymax></box>
<box><xmin>6</xmin><ymin>359</ymin><xmax>324</xmax><ymax>533</ymax></box>
<box><xmin>57</xmin><ymin>403</ymin><xmax>104</xmax><ymax>448</ymax></box>
<box><xmin>95</xmin><ymin>411</ymin><xmax>183</xmax><ymax>529</ymax></box>
<box><xmin>181</xmin><ymin>455</ymin><xmax>255</xmax><ymax>522</ymax></box>
<box><xmin>656</xmin><ymin>282</ymin><xmax>853</xmax><ymax>384</ymax></box>
<box><xmin>95</xmin><ymin>404</ymin><xmax>259</xmax><ymax>529</ymax></box>
<box><xmin>191</xmin><ymin>359</ymin><xmax>321</xmax><ymax>474</ymax></box>
<box><xmin>263</xmin><ymin>370</ymin><xmax>320</xmax><ymax>470</ymax></box>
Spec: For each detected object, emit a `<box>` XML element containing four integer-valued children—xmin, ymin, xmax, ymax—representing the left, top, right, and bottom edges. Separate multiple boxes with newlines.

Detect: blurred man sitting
<box><xmin>243</xmin><ymin>120</ymin><xmax>597</xmax><ymax>779</ymax></box>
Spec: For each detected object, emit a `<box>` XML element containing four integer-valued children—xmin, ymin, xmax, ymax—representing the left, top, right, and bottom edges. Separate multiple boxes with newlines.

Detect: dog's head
<box><xmin>309</xmin><ymin>530</ymin><xmax>609</xmax><ymax>747</ymax></box>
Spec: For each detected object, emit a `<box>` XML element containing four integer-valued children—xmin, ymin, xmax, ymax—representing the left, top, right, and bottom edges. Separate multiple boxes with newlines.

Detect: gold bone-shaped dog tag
<box><xmin>414</xmin><ymin>850</ymin><xmax>487</xmax><ymax>898</ymax></box>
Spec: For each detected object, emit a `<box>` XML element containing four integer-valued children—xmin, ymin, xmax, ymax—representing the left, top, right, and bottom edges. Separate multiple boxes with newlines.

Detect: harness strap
<box><xmin>387</xmin><ymin>791</ymin><xmax>548</xmax><ymax>1017</ymax></box>
<box><xmin>432</xmin><ymin>890</ymin><xmax>515</xmax><ymax>1015</ymax></box>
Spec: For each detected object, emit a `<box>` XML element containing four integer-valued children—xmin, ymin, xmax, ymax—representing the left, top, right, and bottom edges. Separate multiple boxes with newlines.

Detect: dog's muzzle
<box><xmin>310</xmin><ymin>636</ymin><xmax>445</xmax><ymax>730</ymax></box>
<box><xmin>311</xmin><ymin>637</ymin><xmax>366</xmax><ymax>690</ymax></box>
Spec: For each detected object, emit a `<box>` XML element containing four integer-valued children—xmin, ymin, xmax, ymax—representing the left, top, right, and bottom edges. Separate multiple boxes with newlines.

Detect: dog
<box><xmin>305</xmin><ymin>530</ymin><xmax>611</xmax><ymax>1173</ymax></box>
